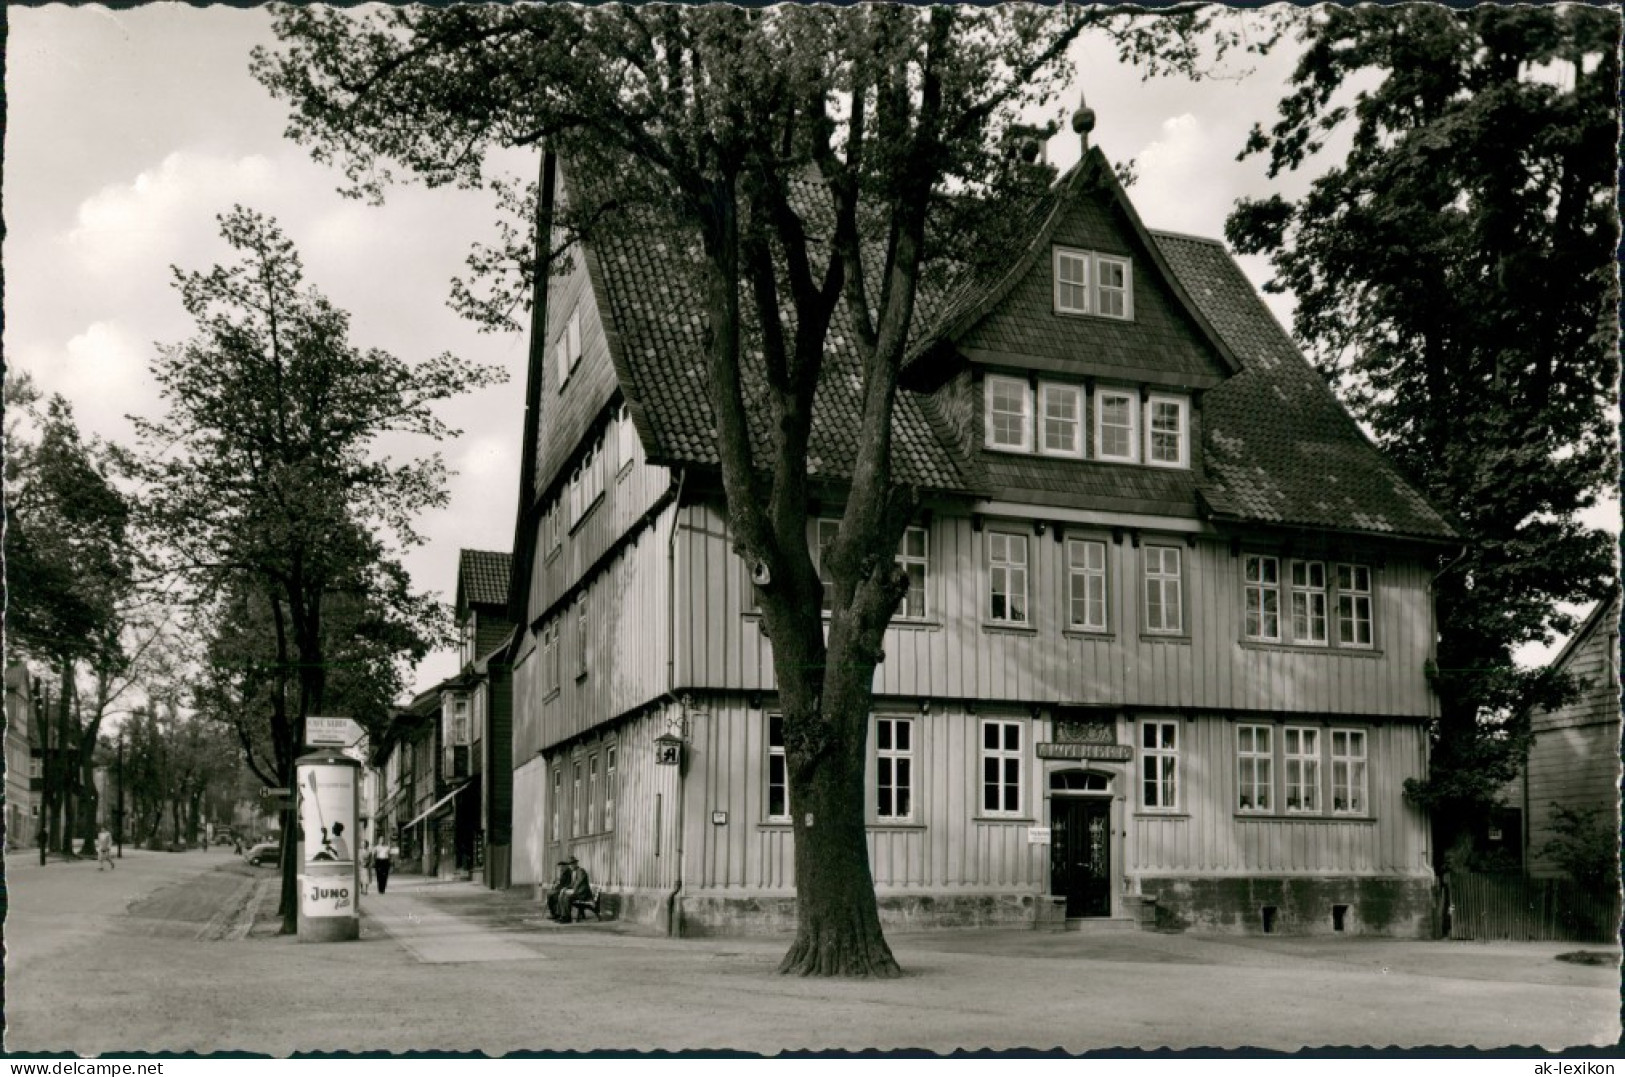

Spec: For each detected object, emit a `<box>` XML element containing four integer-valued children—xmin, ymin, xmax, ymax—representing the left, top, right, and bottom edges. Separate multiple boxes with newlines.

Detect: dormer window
<box><xmin>984</xmin><ymin>377</ymin><xmax>1190</xmax><ymax>470</ymax></box>
<box><xmin>985</xmin><ymin>375</ymin><xmax>1033</xmax><ymax>452</ymax></box>
<box><xmin>1145</xmin><ymin>393</ymin><xmax>1189</xmax><ymax>468</ymax></box>
<box><xmin>1053</xmin><ymin>248</ymin><xmax>1133</xmax><ymax>320</ymax></box>
<box><xmin>1094</xmin><ymin>388</ymin><xmax>1139</xmax><ymax>462</ymax></box>
<box><xmin>1038</xmin><ymin>383</ymin><xmax>1084</xmax><ymax>458</ymax></box>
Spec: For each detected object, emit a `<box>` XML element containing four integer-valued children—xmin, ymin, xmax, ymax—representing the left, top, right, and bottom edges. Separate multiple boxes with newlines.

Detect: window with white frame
<box><xmin>1336</xmin><ymin>564</ymin><xmax>1374</xmax><ymax>647</ymax></box>
<box><xmin>1095</xmin><ymin>389</ymin><xmax>1139</xmax><ymax>462</ymax></box>
<box><xmin>767</xmin><ymin>714</ymin><xmax>789</xmax><ymax>822</ymax></box>
<box><xmin>1330</xmin><ymin>729</ymin><xmax>1367</xmax><ymax>814</ymax></box>
<box><xmin>555</xmin><ymin>306</ymin><xmax>582</xmax><ymax>389</ymax></box>
<box><xmin>586</xmin><ymin>753</ymin><xmax>599</xmax><ymax>832</ymax></box>
<box><xmin>550</xmin><ymin>767</ymin><xmax>562</xmax><ymax>841</ymax></box>
<box><xmin>1054</xmin><ymin>249</ymin><xmax>1091</xmax><ymax>313</ymax></box>
<box><xmin>1066</xmin><ymin>538</ymin><xmax>1108</xmax><ymax>631</ymax></box>
<box><xmin>451</xmin><ymin>696</ymin><xmax>469</xmax><ymax>745</ymax></box>
<box><xmin>1283</xmin><ymin>726</ymin><xmax>1321</xmax><ymax>813</ymax></box>
<box><xmin>616</xmin><ymin>403</ymin><xmax>637</xmax><ymax>473</ymax></box>
<box><xmin>987</xmin><ymin>531</ymin><xmax>1029</xmax><ymax>625</ymax></box>
<box><xmin>1038</xmin><ymin>382</ymin><xmax>1084</xmax><ymax>457</ymax></box>
<box><xmin>571</xmin><ymin>761</ymin><xmax>583</xmax><ymax>836</ymax></box>
<box><xmin>576</xmin><ymin>597</ymin><xmax>590</xmax><ymax>676</ymax></box>
<box><xmin>985</xmin><ymin>376</ymin><xmax>1033</xmax><ymax>452</ymax></box>
<box><xmin>1054</xmin><ymin>248</ymin><xmax>1133</xmax><ymax>320</ymax></box>
<box><xmin>874</xmin><ymin>716</ymin><xmax>913</xmax><ymax>821</ymax></box>
<box><xmin>1140</xmin><ymin>720</ymin><xmax>1179</xmax><ymax>810</ymax></box>
<box><xmin>814</xmin><ymin>518</ymin><xmax>841</xmax><ymax>612</ymax></box>
<box><xmin>1095</xmin><ymin>255</ymin><xmax>1132</xmax><ymax>319</ymax></box>
<box><xmin>981</xmin><ymin>720</ymin><xmax>1023</xmax><ymax>815</ymax></box>
<box><xmin>1290</xmin><ymin>560</ymin><xmax>1329</xmax><ymax>645</ymax></box>
<box><xmin>1237</xmin><ymin>724</ymin><xmax>1273</xmax><ymax>812</ymax></box>
<box><xmin>1144</xmin><ymin>394</ymin><xmax>1189</xmax><ymax>468</ymax></box>
<box><xmin>542</xmin><ymin>621</ymin><xmax>560</xmax><ymax>695</ymax></box>
<box><xmin>605</xmin><ymin>745</ymin><xmax>617</xmax><ymax>831</ymax></box>
<box><xmin>1143</xmin><ymin>545</ymin><xmax>1183</xmax><ymax>634</ymax></box>
<box><xmin>895</xmin><ymin>526</ymin><xmax>929</xmax><ymax>619</ymax></box>
<box><xmin>1244</xmin><ymin>555</ymin><xmax>1281</xmax><ymax>642</ymax></box>
<box><xmin>570</xmin><ymin>441</ymin><xmax>602</xmax><ymax>527</ymax></box>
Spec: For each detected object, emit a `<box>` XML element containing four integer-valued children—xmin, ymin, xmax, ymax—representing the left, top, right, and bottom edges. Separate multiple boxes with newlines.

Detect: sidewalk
<box><xmin>353</xmin><ymin>872</ymin><xmax>653</xmax><ymax>962</ymax></box>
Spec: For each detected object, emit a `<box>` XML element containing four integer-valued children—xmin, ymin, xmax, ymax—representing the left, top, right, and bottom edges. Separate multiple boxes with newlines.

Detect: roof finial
<box><xmin>1072</xmin><ymin>94</ymin><xmax>1097</xmax><ymax>153</ymax></box>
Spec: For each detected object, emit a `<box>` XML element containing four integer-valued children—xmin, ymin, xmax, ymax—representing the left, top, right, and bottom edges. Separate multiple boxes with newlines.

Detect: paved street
<box><xmin>5</xmin><ymin>849</ymin><xmax>1619</xmax><ymax>1055</ymax></box>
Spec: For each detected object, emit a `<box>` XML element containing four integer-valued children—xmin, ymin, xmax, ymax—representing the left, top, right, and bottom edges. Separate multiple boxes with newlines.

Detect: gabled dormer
<box><xmin>455</xmin><ymin>549</ymin><xmax>514</xmax><ymax>669</ymax></box>
<box><xmin>905</xmin><ymin>140</ymin><xmax>1242</xmax><ymax>515</ymax></box>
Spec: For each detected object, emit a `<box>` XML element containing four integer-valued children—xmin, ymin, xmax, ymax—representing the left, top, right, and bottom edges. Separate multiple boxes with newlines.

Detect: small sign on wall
<box><xmin>655</xmin><ymin>734</ymin><xmax>682</xmax><ymax>766</ymax></box>
<box><xmin>711</xmin><ymin>811</ymin><xmax>728</xmax><ymax>826</ymax></box>
<box><xmin>1027</xmin><ymin>826</ymin><xmax>1051</xmax><ymax>845</ymax></box>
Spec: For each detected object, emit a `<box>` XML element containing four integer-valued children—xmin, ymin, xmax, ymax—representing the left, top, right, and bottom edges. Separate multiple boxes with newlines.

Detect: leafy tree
<box><xmin>1542</xmin><ymin>805</ymin><xmax>1620</xmax><ymax>893</ymax></box>
<box><xmin>255</xmin><ymin>5</ymin><xmax>1255</xmax><ymax>974</ymax></box>
<box><xmin>134</xmin><ymin>207</ymin><xmax>503</xmax><ymax>930</ymax></box>
<box><xmin>4</xmin><ymin>387</ymin><xmax>137</xmax><ymax>860</ymax></box>
<box><xmin>1224</xmin><ymin>5</ymin><xmax>1619</xmax><ymax>859</ymax></box>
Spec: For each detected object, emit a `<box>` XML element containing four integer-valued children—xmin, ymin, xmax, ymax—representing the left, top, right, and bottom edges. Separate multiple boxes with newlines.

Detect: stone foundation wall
<box><xmin>674</xmin><ymin>889</ymin><xmax>1042</xmax><ymax>937</ymax></box>
<box><xmin>1140</xmin><ymin>876</ymin><xmax>1435</xmax><ymax>937</ymax></box>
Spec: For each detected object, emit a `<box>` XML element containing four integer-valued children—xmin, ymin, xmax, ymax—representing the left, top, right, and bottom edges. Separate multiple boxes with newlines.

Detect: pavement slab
<box><xmin>5</xmin><ymin>851</ymin><xmax>1619</xmax><ymax>1056</ymax></box>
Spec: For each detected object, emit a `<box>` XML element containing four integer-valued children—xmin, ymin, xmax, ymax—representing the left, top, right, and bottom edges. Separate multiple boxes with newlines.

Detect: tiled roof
<box><xmin>583</xmin><ymin>177</ymin><xmax>968</xmax><ymax>492</ymax></box>
<box><xmin>574</xmin><ymin>158</ymin><xmax>1454</xmax><ymax>542</ymax></box>
<box><xmin>1151</xmin><ymin>231</ymin><xmax>1456</xmax><ymax>540</ymax></box>
<box><xmin>458</xmin><ymin>549</ymin><xmax>512</xmax><ymax>608</ymax></box>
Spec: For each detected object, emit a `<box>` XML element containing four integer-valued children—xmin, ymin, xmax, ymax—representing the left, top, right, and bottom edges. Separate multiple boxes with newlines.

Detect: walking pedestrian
<box><xmin>373</xmin><ymin>838</ymin><xmax>392</xmax><ymax>894</ymax></box>
<box><xmin>96</xmin><ymin>827</ymin><xmax>115</xmax><ymax>871</ymax></box>
<box><xmin>360</xmin><ymin>840</ymin><xmax>374</xmax><ymax>895</ymax></box>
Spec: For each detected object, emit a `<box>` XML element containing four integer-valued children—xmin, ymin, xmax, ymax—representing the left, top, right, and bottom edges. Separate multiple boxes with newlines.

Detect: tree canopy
<box><xmin>135</xmin><ymin>206</ymin><xmax>503</xmax><ymax>928</ymax></box>
<box><xmin>1225</xmin><ymin>5</ymin><xmax>1619</xmax><ymax>846</ymax></box>
<box><xmin>258</xmin><ymin>4</ymin><xmax>1271</xmax><ymax>974</ymax></box>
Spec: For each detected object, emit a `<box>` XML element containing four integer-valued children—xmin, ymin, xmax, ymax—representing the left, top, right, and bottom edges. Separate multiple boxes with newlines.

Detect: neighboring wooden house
<box><xmin>1512</xmin><ymin>589</ymin><xmax>1621</xmax><ymax>877</ymax></box>
<box><xmin>504</xmin><ymin>131</ymin><xmax>1456</xmax><ymax>937</ymax></box>
<box><xmin>454</xmin><ymin>548</ymin><xmax>516</xmax><ymax>889</ymax></box>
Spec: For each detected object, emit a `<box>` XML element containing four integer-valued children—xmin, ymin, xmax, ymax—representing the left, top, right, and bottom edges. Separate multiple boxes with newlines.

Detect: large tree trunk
<box><xmin>778</xmin><ymin>711</ymin><xmax>899</xmax><ymax>977</ymax></box>
<box><xmin>774</xmin><ymin>609</ymin><xmax>900</xmax><ymax>978</ymax></box>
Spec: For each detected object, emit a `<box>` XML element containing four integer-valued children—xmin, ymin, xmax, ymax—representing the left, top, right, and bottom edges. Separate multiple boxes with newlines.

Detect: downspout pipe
<box><xmin>663</xmin><ymin>468</ymin><xmax>687</xmax><ymax>937</ymax></box>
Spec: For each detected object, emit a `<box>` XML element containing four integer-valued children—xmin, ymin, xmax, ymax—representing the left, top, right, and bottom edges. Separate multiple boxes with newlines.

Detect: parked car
<box><xmin>243</xmin><ymin>841</ymin><xmax>280</xmax><ymax>867</ymax></box>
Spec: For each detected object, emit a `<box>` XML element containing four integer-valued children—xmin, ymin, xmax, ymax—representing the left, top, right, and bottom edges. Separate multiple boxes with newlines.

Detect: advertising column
<box><xmin>296</xmin><ymin>751</ymin><xmax>361</xmax><ymax>942</ymax></box>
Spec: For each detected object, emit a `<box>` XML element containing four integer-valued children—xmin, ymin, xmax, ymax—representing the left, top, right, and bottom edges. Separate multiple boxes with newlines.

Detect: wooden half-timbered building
<box><xmin>503</xmin><ymin>131</ymin><xmax>1456</xmax><ymax>937</ymax></box>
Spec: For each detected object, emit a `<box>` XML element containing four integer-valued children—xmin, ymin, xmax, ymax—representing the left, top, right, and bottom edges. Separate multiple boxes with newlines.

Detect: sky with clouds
<box><xmin>7</xmin><ymin>5</ymin><xmax>1609</xmax><ymax>701</ymax></box>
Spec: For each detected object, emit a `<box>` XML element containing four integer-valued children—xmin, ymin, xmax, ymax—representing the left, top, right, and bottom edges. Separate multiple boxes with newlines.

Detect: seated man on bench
<box><xmin>553</xmin><ymin>855</ymin><xmax>593</xmax><ymax>922</ymax></box>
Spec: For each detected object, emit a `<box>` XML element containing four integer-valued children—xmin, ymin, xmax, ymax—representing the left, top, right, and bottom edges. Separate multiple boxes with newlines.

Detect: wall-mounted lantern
<box><xmin>654</xmin><ymin>733</ymin><xmax>684</xmax><ymax>767</ymax></box>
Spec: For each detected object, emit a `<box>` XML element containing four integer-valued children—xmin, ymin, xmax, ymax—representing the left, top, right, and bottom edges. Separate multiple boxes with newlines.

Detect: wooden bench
<box><xmin>567</xmin><ymin>885</ymin><xmax>602</xmax><ymax>922</ymax></box>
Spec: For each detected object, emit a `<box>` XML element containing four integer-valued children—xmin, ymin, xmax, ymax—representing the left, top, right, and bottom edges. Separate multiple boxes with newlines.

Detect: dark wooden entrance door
<box><xmin>1051</xmin><ymin>798</ymin><xmax>1112</xmax><ymax>917</ymax></box>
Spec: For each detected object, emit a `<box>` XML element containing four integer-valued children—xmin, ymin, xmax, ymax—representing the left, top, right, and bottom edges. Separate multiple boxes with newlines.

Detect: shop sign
<box><xmin>1027</xmin><ymin>826</ymin><xmax>1051</xmax><ymax>845</ymax></box>
<box><xmin>1036</xmin><ymin>742</ymin><xmax>1132</xmax><ymax>762</ymax></box>
<box><xmin>306</xmin><ymin>716</ymin><xmax>363</xmax><ymax>747</ymax></box>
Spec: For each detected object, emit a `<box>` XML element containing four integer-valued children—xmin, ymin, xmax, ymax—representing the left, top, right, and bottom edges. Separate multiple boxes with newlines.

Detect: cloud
<box><xmin>21</xmin><ymin>321</ymin><xmax>158</xmax><ymax>444</ymax></box>
<box><xmin>68</xmin><ymin>151</ymin><xmax>280</xmax><ymax>282</ymax></box>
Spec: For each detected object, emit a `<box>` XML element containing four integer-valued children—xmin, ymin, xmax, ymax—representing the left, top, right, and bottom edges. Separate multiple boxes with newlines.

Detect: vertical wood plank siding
<box><xmin>688</xmin><ymin>697</ymin><xmax>1052</xmax><ymax>894</ymax></box>
<box><xmin>518</xmin><ymin>488</ymin><xmax>675</xmax><ymax>754</ymax></box>
<box><xmin>678</xmin><ymin>502</ymin><xmax>1435</xmax><ymax>717</ymax></box>
<box><xmin>533</xmin><ymin>705</ymin><xmax>683</xmax><ymax>895</ymax></box>
<box><xmin>683</xmin><ymin>696</ymin><xmax>1428</xmax><ymax>892</ymax></box>
<box><xmin>1519</xmin><ymin>601</ymin><xmax>1621</xmax><ymax>877</ymax></box>
<box><xmin>1131</xmin><ymin>719</ymin><xmax>1429</xmax><ymax>876</ymax></box>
